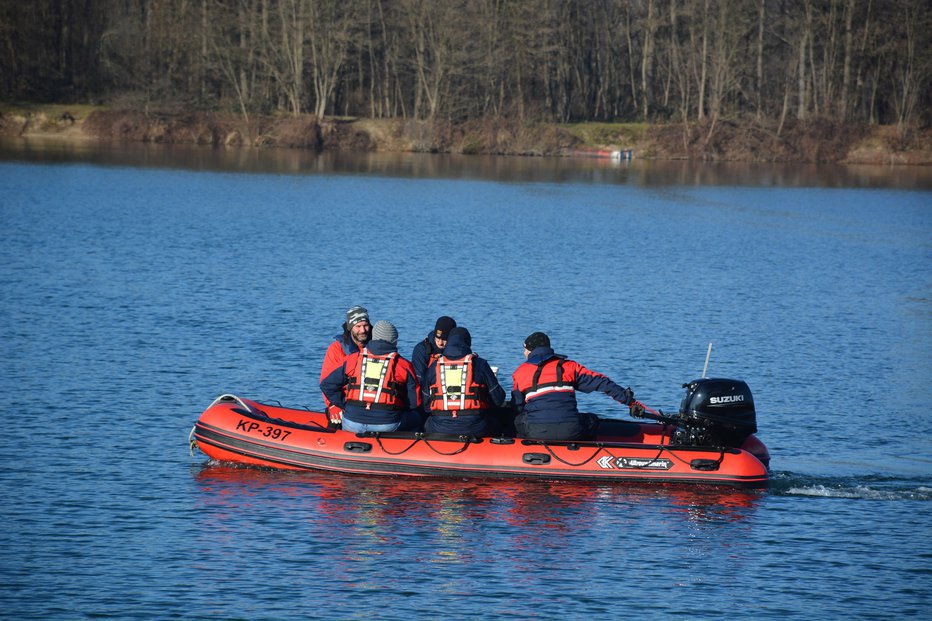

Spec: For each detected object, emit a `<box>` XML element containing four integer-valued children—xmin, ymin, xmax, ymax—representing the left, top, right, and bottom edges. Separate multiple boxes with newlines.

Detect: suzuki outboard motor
<box><xmin>673</xmin><ymin>378</ymin><xmax>757</xmax><ymax>447</ymax></box>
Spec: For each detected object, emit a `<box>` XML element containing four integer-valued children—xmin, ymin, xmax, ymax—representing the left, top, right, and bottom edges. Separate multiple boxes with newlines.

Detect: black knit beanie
<box><xmin>524</xmin><ymin>331</ymin><xmax>550</xmax><ymax>351</ymax></box>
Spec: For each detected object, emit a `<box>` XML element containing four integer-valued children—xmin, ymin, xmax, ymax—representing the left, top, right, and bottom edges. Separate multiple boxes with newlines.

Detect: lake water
<box><xmin>1</xmin><ymin>142</ymin><xmax>930</xmax><ymax>619</ymax></box>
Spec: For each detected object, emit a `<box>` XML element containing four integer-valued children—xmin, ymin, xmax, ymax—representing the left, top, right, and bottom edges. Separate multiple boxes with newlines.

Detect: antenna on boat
<box><xmin>702</xmin><ymin>342</ymin><xmax>713</xmax><ymax>378</ymax></box>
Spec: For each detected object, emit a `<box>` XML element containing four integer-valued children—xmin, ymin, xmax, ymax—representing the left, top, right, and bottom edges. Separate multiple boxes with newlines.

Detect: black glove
<box><xmin>622</xmin><ymin>387</ymin><xmax>634</xmax><ymax>405</ymax></box>
<box><xmin>629</xmin><ymin>401</ymin><xmax>646</xmax><ymax>418</ymax></box>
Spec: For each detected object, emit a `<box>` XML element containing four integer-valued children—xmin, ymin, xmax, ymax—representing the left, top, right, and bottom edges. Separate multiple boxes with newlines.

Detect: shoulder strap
<box><xmin>531</xmin><ymin>357</ymin><xmax>565</xmax><ymax>391</ymax></box>
<box><xmin>359</xmin><ymin>349</ymin><xmax>398</xmax><ymax>402</ymax></box>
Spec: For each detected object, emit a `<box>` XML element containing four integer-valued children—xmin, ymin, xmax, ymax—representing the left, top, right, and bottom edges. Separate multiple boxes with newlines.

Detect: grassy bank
<box><xmin>1</xmin><ymin>103</ymin><xmax>929</xmax><ymax>165</ymax></box>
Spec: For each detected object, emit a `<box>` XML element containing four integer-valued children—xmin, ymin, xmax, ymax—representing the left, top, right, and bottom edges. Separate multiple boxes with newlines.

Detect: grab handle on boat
<box><xmin>344</xmin><ymin>442</ymin><xmax>373</xmax><ymax>453</ymax></box>
<box><xmin>523</xmin><ymin>453</ymin><xmax>551</xmax><ymax>465</ymax></box>
<box><xmin>690</xmin><ymin>459</ymin><xmax>721</xmax><ymax>471</ymax></box>
<box><xmin>209</xmin><ymin>394</ymin><xmax>255</xmax><ymax>413</ymax></box>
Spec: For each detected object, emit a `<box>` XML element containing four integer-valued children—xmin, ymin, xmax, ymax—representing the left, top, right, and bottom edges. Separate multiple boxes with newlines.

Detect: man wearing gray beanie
<box><xmin>320</xmin><ymin>320</ymin><xmax>422</xmax><ymax>433</ymax></box>
<box><xmin>319</xmin><ymin>305</ymin><xmax>372</xmax><ymax>424</ymax></box>
<box><xmin>371</xmin><ymin>320</ymin><xmax>398</xmax><ymax>344</ymax></box>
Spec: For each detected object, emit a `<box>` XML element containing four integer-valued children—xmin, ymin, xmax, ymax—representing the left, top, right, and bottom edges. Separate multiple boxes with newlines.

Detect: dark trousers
<box><xmin>514</xmin><ymin>412</ymin><xmax>600</xmax><ymax>441</ymax></box>
<box><xmin>425</xmin><ymin>412</ymin><xmax>497</xmax><ymax>437</ymax></box>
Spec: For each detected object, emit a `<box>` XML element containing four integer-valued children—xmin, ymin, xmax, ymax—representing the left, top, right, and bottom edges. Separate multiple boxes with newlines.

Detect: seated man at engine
<box><xmin>511</xmin><ymin>331</ymin><xmax>644</xmax><ymax>441</ymax></box>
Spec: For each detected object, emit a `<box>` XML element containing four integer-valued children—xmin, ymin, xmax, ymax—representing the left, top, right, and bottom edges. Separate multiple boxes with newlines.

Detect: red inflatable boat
<box><xmin>190</xmin><ymin>378</ymin><xmax>770</xmax><ymax>488</ymax></box>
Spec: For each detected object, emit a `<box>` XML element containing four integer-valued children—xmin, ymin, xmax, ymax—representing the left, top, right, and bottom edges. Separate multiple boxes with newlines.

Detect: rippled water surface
<box><xmin>1</xmin><ymin>145</ymin><xmax>930</xmax><ymax>619</ymax></box>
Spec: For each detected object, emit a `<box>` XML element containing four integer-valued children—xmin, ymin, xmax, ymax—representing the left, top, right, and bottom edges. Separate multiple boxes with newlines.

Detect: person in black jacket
<box><xmin>411</xmin><ymin>315</ymin><xmax>456</xmax><ymax>388</ymax></box>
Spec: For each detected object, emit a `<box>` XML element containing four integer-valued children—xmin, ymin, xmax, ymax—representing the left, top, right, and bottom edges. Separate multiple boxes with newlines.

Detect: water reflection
<box><xmin>193</xmin><ymin>465</ymin><xmax>763</xmax><ymax>531</ymax></box>
<box><xmin>2</xmin><ymin>138</ymin><xmax>928</xmax><ymax>188</ymax></box>
<box><xmin>192</xmin><ymin>465</ymin><xmax>763</xmax><ymax>597</ymax></box>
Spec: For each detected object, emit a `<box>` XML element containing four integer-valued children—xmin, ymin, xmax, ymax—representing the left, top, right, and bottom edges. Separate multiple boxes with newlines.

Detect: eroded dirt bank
<box><xmin>1</xmin><ymin>106</ymin><xmax>929</xmax><ymax>165</ymax></box>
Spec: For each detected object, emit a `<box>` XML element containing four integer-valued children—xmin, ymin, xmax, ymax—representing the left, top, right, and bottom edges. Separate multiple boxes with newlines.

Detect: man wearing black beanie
<box><xmin>511</xmin><ymin>331</ymin><xmax>643</xmax><ymax>440</ymax></box>
<box><xmin>411</xmin><ymin>315</ymin><xmax>457</xmax><ymax>390</ymax></box>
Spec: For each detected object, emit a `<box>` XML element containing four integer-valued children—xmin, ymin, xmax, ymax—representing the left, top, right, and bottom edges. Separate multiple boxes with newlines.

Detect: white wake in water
<box><xmin>783</xmin><ymin>483</ymin><xmax>932</xmax><ymax>501</ymax></box>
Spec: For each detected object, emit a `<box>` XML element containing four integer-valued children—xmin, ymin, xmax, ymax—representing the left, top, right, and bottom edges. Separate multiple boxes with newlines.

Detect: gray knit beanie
<box><xmin>371</xmin><ymin>320</ymin><xmax>398</xmax><ymax>345</ymax></box>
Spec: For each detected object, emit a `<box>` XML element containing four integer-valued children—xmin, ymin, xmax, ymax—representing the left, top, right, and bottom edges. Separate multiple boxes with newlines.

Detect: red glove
<box><xmin>327</xmin><ymin>404</ymin><xmax>344</xmax><ymax>424</ymax></box>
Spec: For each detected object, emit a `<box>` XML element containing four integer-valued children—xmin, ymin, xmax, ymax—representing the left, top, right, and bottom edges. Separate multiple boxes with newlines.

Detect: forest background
<box><xmin>1</xmin><ymin>0</ymin><xmax>930</xmax><ymax>163</ymax></box>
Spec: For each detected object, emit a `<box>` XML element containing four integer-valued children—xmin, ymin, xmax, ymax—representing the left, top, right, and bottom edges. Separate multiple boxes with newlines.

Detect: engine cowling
<box><xmin>674</xmin><ymin>378</ymin><xmax>757</xmax><ymax>447</ymax></box>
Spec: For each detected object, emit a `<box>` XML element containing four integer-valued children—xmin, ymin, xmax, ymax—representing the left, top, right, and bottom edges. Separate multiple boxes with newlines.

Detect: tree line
<box><xmin>2</xmin><ymin>0</ymin><xmax>930</xmax><ymax>130</ymax></box>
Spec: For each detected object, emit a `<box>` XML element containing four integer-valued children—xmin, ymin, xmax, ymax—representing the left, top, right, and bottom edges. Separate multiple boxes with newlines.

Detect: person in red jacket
<box><xmin>320</xmin><ymin>320</ymin><xmax>422</xmax><ymax>433</ymax></box>
<box><xmin>320</xmin><ymin>305</ymin><xmax>371</xmax><ymax>424</ymax></box>
<box><xmin>511</xmin><ymin>331</ymin><xmax>642</xmax><ymax>440</ymax></box>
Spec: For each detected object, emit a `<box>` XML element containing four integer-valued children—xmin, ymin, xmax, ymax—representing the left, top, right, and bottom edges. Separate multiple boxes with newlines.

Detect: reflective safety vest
<box><xmin>344</xmin><ymin>348</ymin><xmax>405</xmax><ymax>410</ymax></box>
<box><xmin>428</xmin><ymin>354</ymin><xmax>488</xmax><ymax>416</ymax></box>
<box><xmin>518</xmin><ymin>357</ymin><xmax>575</xmax><ymax>401</ymax></box>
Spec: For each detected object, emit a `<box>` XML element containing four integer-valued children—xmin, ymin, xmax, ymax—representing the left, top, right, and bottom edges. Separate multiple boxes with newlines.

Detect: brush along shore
<box><xmin>1</xmin><ymin>104</ymin><xmax>929</xmax><ymax>165</ymax></box>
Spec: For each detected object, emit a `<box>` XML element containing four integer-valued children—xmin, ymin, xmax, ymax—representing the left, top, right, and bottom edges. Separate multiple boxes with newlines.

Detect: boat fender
<box><xmin>690</xmin><ymin>458</ymin><xmax>721</xmax><ymax>471</ymax></box>
<box><xmin>523</xmin><ymin>453</ymin><xmax>551</xmax><ymax>465</ymax></box>
<box><xmin>344</xmin><ymin>442</ymin><xmax>373</xmax><ymax>453</ymax></box>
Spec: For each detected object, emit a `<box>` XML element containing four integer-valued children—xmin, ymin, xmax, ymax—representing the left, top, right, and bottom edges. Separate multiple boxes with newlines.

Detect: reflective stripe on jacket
<box><xmin>521</xmin><ymin>357</ymin><xmax>575</xmax><ymax>401</ymax></box>
<box><xmin>511</xmin><ymin>347</ymin><xmax>628</xmax><ymax>425</ymax></box>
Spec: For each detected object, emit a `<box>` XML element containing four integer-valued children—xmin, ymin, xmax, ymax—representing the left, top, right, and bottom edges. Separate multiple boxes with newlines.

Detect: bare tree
<box><xmin>705</xmin><ymin>0</ymin><xmax>744</xmax><ymax>136</ymax></box>
<box><xmin>308</xmin><ymin>0</ymin><xmax>357</xmax><ymax>117</ymax></box>
<box><xmin>755</xmin><ymin>0</ymin><xmax>765</xmax><ymax>120</ymax></box>
<box><xmin>265</xmin><ymin>0</ymin><xmax>306</xmax><ymax>116</ymax></box>
<box><xmin>3</xmin><ymin>0</ymin><xmax>930</xmax><ymax>131</ymax></box>
<box><xmin>641</xmin><ymin>0</ymin><xmax>657</xmax><ymax>119</ymax></box>
<box><xmin>697</xmin><ymin>0</ymin><xmax>709</xmax><ymax>120</ymax></box>
<box><xmin>889</xmin><ymin>0</ymin><xmax>931</xmax><ymax>132</ymax></box>
<box><xmin>400</xmin><ymin>0</ymin><xmax>470</xmax><ymax>120</ymax></box>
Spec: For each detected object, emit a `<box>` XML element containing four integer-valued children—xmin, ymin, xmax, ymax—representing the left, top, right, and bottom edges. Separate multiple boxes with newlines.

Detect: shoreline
<box><xmin>1</xmin><ymin>104</ymin><xmax>930</xmax><ymax>166</ymax></box>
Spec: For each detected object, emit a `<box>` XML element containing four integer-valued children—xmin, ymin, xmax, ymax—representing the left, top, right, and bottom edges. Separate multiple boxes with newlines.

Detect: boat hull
<box><xmin>192</xmin><ymin>396</ymin><xmax>769</xmax><ymax>487</ymax></box>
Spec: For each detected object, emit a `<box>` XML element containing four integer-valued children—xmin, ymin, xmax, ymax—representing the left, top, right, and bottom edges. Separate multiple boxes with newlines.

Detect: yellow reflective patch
<box><xmin>363</xmin><ymin>359</ymin><xmax>386</xmax><ymax>389</ymax></box>
<box><xmin>443</xmin><ymin>365</ymin><xmax>463</xmax><ymax>393</ymax></box>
